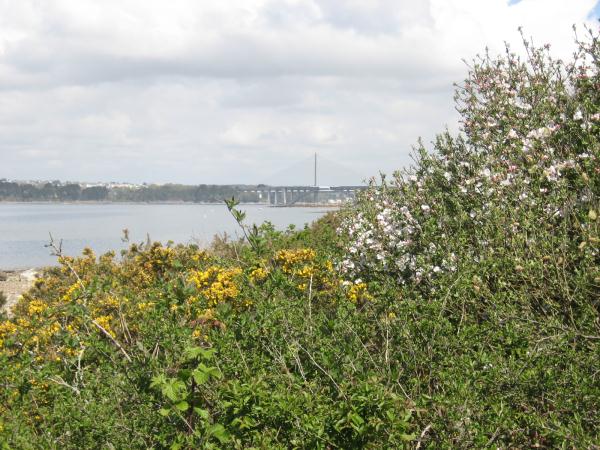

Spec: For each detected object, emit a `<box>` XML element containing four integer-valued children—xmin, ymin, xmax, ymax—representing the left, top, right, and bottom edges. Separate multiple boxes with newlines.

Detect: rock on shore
<box><xmin>0</xmin><ymin>269</ymin><xmax>38</xmax><ymax>317</ymax></box>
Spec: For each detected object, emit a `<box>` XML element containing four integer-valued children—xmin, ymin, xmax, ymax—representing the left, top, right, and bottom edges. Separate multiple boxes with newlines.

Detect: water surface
<box><xmin>0</xmin><ymin>203</ymin><xmax>331</xmax><ymax>269</ymax></box>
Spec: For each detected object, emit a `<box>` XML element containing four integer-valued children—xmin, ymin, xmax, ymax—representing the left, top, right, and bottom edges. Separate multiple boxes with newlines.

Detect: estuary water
<box><xmin>0</xmin><ymin>203</ymin><xmax>331</xmax><ymax>269</ymax></box>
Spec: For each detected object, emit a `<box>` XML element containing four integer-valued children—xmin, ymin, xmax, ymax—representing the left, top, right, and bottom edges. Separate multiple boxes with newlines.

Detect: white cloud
<box><xmin>0</xmin><ymin>0</ymin><xmax>597</xmax><ymax>185</ymax></box>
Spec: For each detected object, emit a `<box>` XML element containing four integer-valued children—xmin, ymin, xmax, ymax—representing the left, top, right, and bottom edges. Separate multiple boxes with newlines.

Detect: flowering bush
<box><xmin>339</xmin><ymin>29</ymin><xmax>599</xmax><ymax>291</ymax></box>
<box><xmin>0</xmin><ymin>233</ymin><xmax>393</xmax><ymax>448</ymax></box>
<box><xmin>1</xmin><ymin>29</ymin><xmax>599</xmax><ymax>448</ymax></box>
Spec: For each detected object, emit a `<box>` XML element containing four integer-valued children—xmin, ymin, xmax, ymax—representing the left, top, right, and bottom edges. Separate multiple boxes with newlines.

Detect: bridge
<box><xmin>249</xmin><ymin>153</ymin><xmax>367</xmax><ymax>206</ymax></box>
<box><xmin>239</xmin><ymin>185</ymin><xmax>366</xmax><ymax>206</ymax></box>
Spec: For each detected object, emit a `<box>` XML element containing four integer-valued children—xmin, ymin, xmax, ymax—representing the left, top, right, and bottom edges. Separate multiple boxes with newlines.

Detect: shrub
<box><xmin>335</xmin><ymin>27</ymin><xmax>600</xmax><ymax>446</ymax></box>
<box><xmin>0</xmin><ymin>29</ymin><xmax>598</xmax><ymax>448</ymax></box>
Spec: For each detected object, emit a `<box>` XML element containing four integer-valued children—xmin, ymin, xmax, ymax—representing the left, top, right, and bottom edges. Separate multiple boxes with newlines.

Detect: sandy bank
<box><xmin>0</xmin><ymin>269</ymin><xmax>38</xmax><ymax>317</ymax></box>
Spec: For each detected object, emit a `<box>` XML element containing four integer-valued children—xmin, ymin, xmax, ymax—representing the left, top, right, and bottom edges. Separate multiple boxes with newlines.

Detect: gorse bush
<box><xmin>0</xmin><ymin>234</ymin><xmax>407</xmax><ymax>448</ymax></box>
<box><xmin>1</xmin><ymin>29</ymin><xmax>599</xmax><ymax>448</ymax></box>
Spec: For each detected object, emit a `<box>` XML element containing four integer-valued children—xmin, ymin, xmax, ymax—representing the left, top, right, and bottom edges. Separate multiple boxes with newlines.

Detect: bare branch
<box><xmin>92</xmin><ymin>320</ymin><xmax>132</xmax><ymax>363</ymax></box>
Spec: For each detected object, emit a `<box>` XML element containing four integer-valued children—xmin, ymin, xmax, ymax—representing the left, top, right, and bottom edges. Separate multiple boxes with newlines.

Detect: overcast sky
<box><xmin>0</xmin><ymin>0</ymin><xmax>598</xmax><ymax>185</ymax></box>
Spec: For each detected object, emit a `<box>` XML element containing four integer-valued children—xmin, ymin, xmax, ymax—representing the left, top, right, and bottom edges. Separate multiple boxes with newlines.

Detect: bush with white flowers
<box><xmin>339</xmin><ymin>29</ymin><xmax>599</xmax><ymax>296</ymax></box>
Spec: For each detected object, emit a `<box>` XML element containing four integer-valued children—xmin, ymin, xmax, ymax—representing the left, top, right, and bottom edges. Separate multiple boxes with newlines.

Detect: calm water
<box><xmin>0</xmin><ymin>203</ymin><xmax>331</xmax><ymax>269</ymax></box>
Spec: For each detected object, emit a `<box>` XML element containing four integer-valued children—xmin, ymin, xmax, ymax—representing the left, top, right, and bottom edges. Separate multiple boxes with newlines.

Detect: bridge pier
<box><xmin>249</xmin><ymin>185</ymin><xmax>365</xmax><ymax>206</ymax></box>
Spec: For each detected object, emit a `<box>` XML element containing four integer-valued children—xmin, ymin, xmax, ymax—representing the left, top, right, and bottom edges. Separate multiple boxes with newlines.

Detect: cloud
<box><xmin>0</xmin><ymin>0</ymin><xmax>597</xmax><ymax>185</ymax></box>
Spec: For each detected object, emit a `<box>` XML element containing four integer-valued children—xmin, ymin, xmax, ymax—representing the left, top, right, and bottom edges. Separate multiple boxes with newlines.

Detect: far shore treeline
<box><xmin>0</xmin><ymin>180</ymin><xmax>273</xmax><ymax>203</ymax></box>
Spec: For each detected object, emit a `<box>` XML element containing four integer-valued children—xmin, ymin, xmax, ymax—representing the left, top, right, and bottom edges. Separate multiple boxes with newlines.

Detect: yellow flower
<box><xmin>296</xmin><ymin>265</ymin><xmax>315</xmax><ymax>278</ymax></box>
<box><xmin>275</xmin><ymin>248</ymin><xmax>316</xmax><ymax>273</ymax></box>
<box><xmin>197</xmin><ymin>308</ymin><xmax>214</xmax><ymax>320</ymax></box>
<box><xmin>192</xmin><ymin>328</ymin><xmax>203</xmax><ymax>339</ymax></box>
<box><xmin>61</xmin><ymin>283</ymin><xmax>79</xmax><ymax>302</ymax></box>
<box><xmin>250</xmin><ymin>267</ymin><xmax>269</xmax><ymax>283</ymax></box>
<box><xmin>347</xmin><ymin>282</ymin><xmax>372</xmax><ymax>303</ymax></box>
<box><xmin>101</xmin><ymin>296</ymin><xmax>121</xmax><ymax>309</ymax></box>
<box><xmin>137</xmin><ymin>302</ymin><xmax>155</xmax><ymax>312</ymax></box>
<box><xmin>188</xmin><ymin>266</ymin><xmax>242</xmax><ymax>306</ymax></box>
<box><xmin>27</xmin><ymin>300</ymin><xmax>47</xmax><ymax>316</ymax></box>
<box><xmin>0</xmin><ymin>321</ymin><xmax>17</xmax><ymax>336</ymax></box>
<box><xmin>192</xmin><ymin>251</ymin><xmax>207</xmax><ymax>263</ymax></box>
<box><xmin>94</xmin><ymin>315</ymin><xmax>115</xmax><ymax>337</ymax></box>
<box><xmin>0</xmin><ymin>320</ymin><xmax>18</xmax><ymax>348</ymax></box>
<box><xmin>61</xmin><ymin>346</ymin><xmax>79</xmax><ymax>357</ymax></box>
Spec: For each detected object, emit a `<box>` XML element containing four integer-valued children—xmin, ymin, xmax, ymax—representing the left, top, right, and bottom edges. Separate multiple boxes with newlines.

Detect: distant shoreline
<box><xmin>0</xmin><ymin>200</ymin><xmax>259</xmax><ymax>205</ymax></box>
<box><xmin>0</xmin><ymin>201</ymin><xmax>341</xmax><ymax>208</ymax></box>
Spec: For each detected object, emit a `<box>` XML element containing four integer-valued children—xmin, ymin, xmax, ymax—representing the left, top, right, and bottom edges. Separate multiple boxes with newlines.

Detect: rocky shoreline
<box><xmin>0</xmin><ymin>269</ymin><xmax>39</xmax><ymax>317</ymax></box>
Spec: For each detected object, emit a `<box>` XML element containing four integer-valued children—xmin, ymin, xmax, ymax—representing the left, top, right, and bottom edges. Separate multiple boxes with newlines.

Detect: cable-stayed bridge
<box><xmin>242</xmin><ymin>154</ymin><xmax>368</xmax><ymax>206</ymax></box>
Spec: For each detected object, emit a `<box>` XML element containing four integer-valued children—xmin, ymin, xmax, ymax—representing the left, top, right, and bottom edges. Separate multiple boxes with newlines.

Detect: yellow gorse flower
<box><xmin>192</xmin><ymin>328</ymin><xmax>204</xmax><ymax>339</ymax></box>
<box><xmin>188</xmin><ymin>266</ymin><xmax>242</xmax><ymax>307</ymax></box>
<box><xmin>93</xmin><ymin>315</ymin><xmax>115</xmax><ymax>337</ymax></box>
<box><xmin>0</xmin><ymin>321</ymin><xmax>18</xmax><ymax>348</ymax></box>
<box><xmin>347</xmin><ymin>282</ymin><xmax>372</xmax><ymax>303</ymax></box>
<box><xmin>137</xmin><ymin>302</ymin><xmax>155</xmax><ymax>312</ymax></box>
<box><xmin>275</xmin><ymin>249</ymin><xmax>316</xmax><ymax>274</ymax></box>
<box><xmin>0</xmin><ymin>321</ymin><xmax>18</xmax><ymax>336</ymax></box>
<box><xmin>35</xmin><ymin>321</ymin><xmax>62</xmax><ymax>345</ymax></box>
<box><xmin>250</xmin><ymin>267</ymin><xmax>269</xmax><ymax>283</ymax></box>
<box><xmin>296</xmin><ymin>265</ymin><xmax>315</xmax><ymax>278</ymax></box>
<box><xmin>27</xmin><ymin>300</ymin><xmax>47</xmax><ymax>316</ymax></box>
<box><xmin>101</xmin><ymin>295</ymin><xmax>121</xmax><ymax>309</ymax></box>
<box><xmin>61</xmin><ymin>283</ymin><xmax>79</xmax><ymax>302</ymax></box>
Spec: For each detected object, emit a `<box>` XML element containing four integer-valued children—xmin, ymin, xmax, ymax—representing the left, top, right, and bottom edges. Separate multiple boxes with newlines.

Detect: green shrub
<box><xmin>0</xmin><ymin>29</ymin><xmax>598</xmax><ymax>448</ymax></box>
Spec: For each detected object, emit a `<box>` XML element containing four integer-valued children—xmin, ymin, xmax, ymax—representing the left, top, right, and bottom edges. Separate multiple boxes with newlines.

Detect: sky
<box><xmin>0</xmin><ymin>0</ymin><xmax>598</xmax><ymax>186</ymax></box>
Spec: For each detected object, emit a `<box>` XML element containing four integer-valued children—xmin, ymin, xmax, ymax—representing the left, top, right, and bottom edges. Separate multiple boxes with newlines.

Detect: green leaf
<box><xmin>194</xmin><ymin>407</ymin><xmax>210</xmax><ymax>420</ymax></box>
<box><xmin>233</xmin><ymin>210</ymin><xmax>246</xmax><ymax>222</ymax></box>
<box><xmin>184</xmin><ymin>346</ymin><xmax>215</xmax><ymax>362</ymax></box>
<box><xmin>224</xmin><ymin>197</ymin><xmax>239</xmax><ymax>210</ymax></box>
<box><xmin>192</xmin><ymin>369</ymin><xmax>209</xmax><ymax>385</ymax></box>
<box><xmin>199</xmin><ymin>348</ymin><xmax>216</xmax><ymax>360</ymax></box>
<box><xmin>150</xmin><ymin>374</ymin><xmax>167</xmax><ymax>389</ymax></box>
<box><xmin>175</xmin><ymin>401</ymin><xmax>189</xmax><ymax>412</ymax></box>
<box><xmin>163</xmin><ymin>384</ymin><xmax>177</xmax><ymax>401</ymax></box>
<box><xmin>334</xmin><ymin>418</ymin><xmax>346</xmax><ymax>432</ymax></box>
<box><xmin>207</xmin><ymin>424</ymin><xmax>230</xmax><ymax>443</ymax></box>
<box><xmin>203</xmin><ymin>365</ymin><xmax>222</xmax><ymax>379</ymax></box>
<box><xmin>158</xmin><ymin>408</ymin><xmax>171</xmax><ymax>417</ymax></box>
<box><xmin>183</xmin><ymin>346</ymin><xmax>203</xmax><ymax>360</ymax></box>
<box><xmin>349</xmin><ymin>412</ymin><xmax>364</xmax><ymax>426</ymax></box>
<box><xmin>163</xmin><ymin>379</ymin><xmax>186</xmax><ymax>402</ymax></box>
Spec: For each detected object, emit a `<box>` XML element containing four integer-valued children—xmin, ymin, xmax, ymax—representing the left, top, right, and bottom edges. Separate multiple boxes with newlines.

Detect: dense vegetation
<box><xmin>1</xmin><ymin>31</ymin><xmax>598</xmax><ymax>448</ymax></box>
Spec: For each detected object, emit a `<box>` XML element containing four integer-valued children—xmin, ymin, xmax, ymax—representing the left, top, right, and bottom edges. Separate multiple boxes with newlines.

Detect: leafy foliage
<box><xmin>1</xmin><ymin>29</ymin><xmax>599</xmax><ymax>448</ymax></box>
